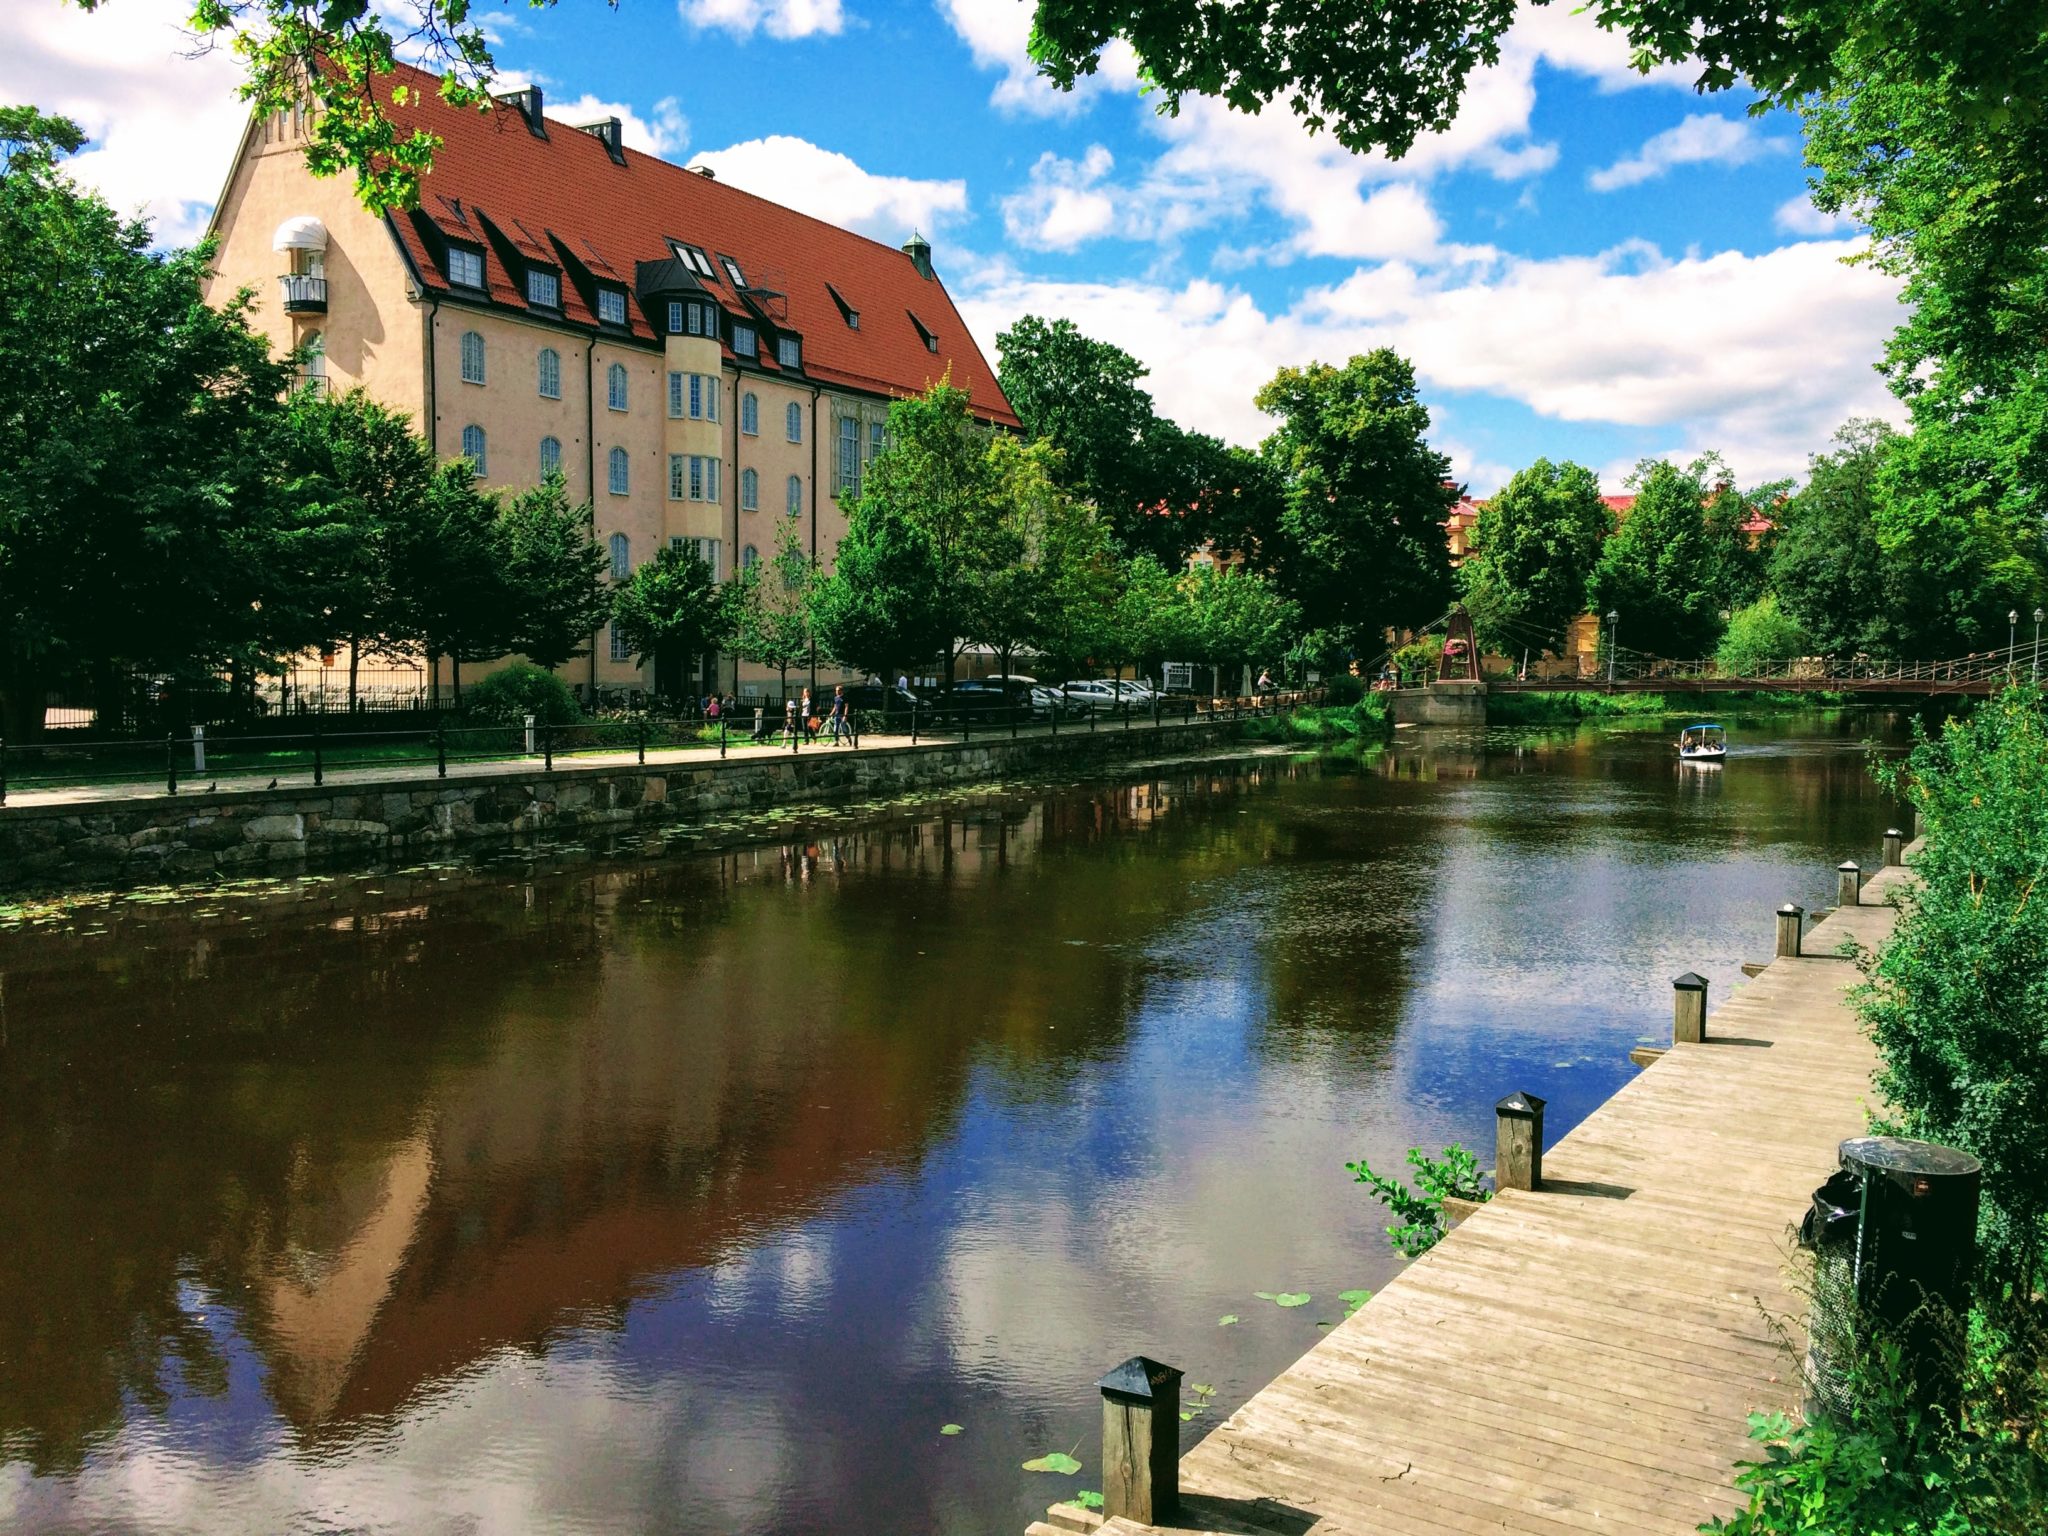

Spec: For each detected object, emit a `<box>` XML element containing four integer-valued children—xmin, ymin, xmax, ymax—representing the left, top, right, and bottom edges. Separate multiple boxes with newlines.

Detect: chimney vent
<box><xmin>495</xmin><ymin>86</ymin><xmax>547</xmax><ymax>138</ymax></box>
<box><xmin>902</xmin><ymin>230</ymin><xmax>933</xmax><ymax>280</ymax></box>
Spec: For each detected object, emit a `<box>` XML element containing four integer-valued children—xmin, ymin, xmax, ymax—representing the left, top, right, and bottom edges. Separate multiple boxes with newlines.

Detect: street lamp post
<box><xmin>1606</xmin><ymin>610</ymin><xmax>1620</xmax><ymax>687</ymax></box>
<box><xmin>2010</xmin><ymin>609</ymin><xmax>2021</xmax><ymax>679</ymax></box>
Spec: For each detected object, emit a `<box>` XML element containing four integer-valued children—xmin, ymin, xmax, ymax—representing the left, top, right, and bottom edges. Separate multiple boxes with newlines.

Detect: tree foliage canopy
<box><xmin>1457</xmin><ymin>459</ymin><xmax>1611</xmax><ymax>658</ymax></box>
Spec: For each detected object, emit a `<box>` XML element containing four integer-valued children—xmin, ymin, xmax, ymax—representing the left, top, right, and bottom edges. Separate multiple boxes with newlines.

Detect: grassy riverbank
<box><xmin>1237</xmin><ymin>694</ymin><xmax>1394</xmax><ymax>746</ymax></box>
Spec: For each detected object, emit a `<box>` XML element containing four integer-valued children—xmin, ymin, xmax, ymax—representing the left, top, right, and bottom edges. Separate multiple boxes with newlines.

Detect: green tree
<box><xmin>0</xmin><ymin>108</ymin><xmax>294</xmax><ymax>735</ymax></box>
<box><xmin>498</xmin><ymin>473</ymin><xmax>611</xmax><ymax>670</ymax></box>
<box><xmin>857</xmin><ymin>381</ymin><xmax>1010</xmax><ymax>684</ymax></box>
<box><xmin>1108</xmin><ymin>554</ymin><xmax>1189</xmax><ymax>684</ymax></box>
<box><xmin>1456</xmin><ymin>459</ymin><xmax>1612</xmax><ymax>659</ymax></box>
<box><xmin>811</xmin><ymin>502</ymin><xmax>945</xmax><ymax>688</ymax></box>
<box><xmin>1770</xmin><ymin>421</ymin><xmax>1909</xmax><ymax>657</ymax></box>
<box><xmin>1031</xmin><ymin>495</ymin><xmax>1121</xmax><ymax>682</ymax></box>
<box><xmin>1182</xmin><ymin>564</ymin><xmax>1298</xmax><ymax>690</ymax></box>
<box><xmin>1713</xmin><ymin>594</ymin><xmax>1809</xmax><ymax>674</ymax></box>
<box><xmin>609</xmin><ymin>543</ymin><xmax>730</xmax><ymax>697</ymax></box>
<box><xmin>384</xmin><ymin>461</ymin><xmax>515</xmax><ymax>706</ymax></box>
<box><xmin>733</xmin><ymin>519</ymin><xmax>820</xmax><ymax>698</ymax></box>
<box><xmin>1587</xmin><ymin>456</ymin><xmax>1736</xmax><ymax>660</ymax></box>
<box><xmin>1255</xmin><ymin>350</ymin><xmax>1455</xmax><ymax>650</ymax></box>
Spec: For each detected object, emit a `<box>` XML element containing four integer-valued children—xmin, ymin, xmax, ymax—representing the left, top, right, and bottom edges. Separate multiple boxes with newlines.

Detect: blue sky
<box><xmin>12</xmin><ymin>0</ymin><xmax>1905</xmax><ymax>491</ymax></box>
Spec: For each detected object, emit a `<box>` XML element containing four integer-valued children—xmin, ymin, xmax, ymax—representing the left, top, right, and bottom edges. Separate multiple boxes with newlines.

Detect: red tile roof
<box><xmin>373</xmin><ymin>69</ymin><xmax>1017</xmax><ymax>427</ymax></box>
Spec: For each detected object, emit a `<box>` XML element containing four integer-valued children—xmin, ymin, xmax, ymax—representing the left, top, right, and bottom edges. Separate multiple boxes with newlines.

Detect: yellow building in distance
<box><xmin>203</xmin><ymin>71</ymin><xmax>1018</xmax><ymax>702</ymax></box>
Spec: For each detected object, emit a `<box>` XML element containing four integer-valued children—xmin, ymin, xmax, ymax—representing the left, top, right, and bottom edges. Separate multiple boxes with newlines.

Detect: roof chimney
<box><xmin>692</xmin><ymin>165</ymin><xmax>717</xmax><ymax>180</ymax></box>
<box><xmin>577</xmin><ymin>117</ymin><xmax>626</xmax><ymax>165</ymax></box>
<box><xmin>902</xmin><ymin>230</ymin><xmax>933</xmax><ymax>280</ymax></box>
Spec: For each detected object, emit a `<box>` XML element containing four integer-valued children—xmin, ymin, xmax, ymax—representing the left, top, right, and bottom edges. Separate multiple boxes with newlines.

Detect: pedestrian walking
<box><xmin>784</xmin><ymin>694</ymin><xmax>800</xmax><ymax>744</ymax></box>
<box><xmin>828</xmin><ymin>684</ymin><xmax>851</xmax><ymax>745</ymax></box>
<box><xmin>799</xmin><ymin>687</ymin><xmax>817</xmax><ymax>742</ymax></box>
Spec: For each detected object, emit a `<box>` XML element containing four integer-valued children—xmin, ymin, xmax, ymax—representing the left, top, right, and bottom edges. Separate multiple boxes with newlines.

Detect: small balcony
<box><xmin>279</xmin><ymin>273</ymin><xmax>328</xmax><ymax>314</ymax></box>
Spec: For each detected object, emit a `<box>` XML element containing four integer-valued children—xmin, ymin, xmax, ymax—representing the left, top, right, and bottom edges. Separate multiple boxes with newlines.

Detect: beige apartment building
<box><xmin>204</xmin><ymin>70</ymin><xmax>1017</xmax><ymax>700</ymax></box>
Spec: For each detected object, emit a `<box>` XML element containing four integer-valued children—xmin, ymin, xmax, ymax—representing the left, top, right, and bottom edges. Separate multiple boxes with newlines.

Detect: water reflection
<box><xmin>0</xmin><ymin>714</ymin><xmax>1911</xmax><ymax>1534</ymax></box>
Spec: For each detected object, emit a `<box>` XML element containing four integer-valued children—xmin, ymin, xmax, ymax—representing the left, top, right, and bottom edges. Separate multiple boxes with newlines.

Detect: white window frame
<box><xmin>610</xmin><ymin>622</ymin><xmax>632</xmax><ymax>662</ymax></box>
<box><xmin>540</xmin><ymin>435</ymin><xmax>561</xmax><ymax>476</ymax></box>
<box><xmin>733</xmin><ymin>323</ymin><xmax>757</xmax><ymax>358</ymax></box>
<box><xmin>669</xmin><ymin>455</ymin><xmax>721</xmax><ymax>503</ymax></box>
<box><xmin>597</xmin><ymin>288</ymin><xmax>627</xmax><ymax>326</ymax></box>
<box><xmin>537</xmin><ymin>347</ymin><xmax>561</xmax><ymax>399</ymax></box>
<box><xmin>607</xmin><ymin>361</ymin><xmax>629</xmax><ymax>412</ymax></box>
<box><xmin>785</xmin><ymin>400</ymin><xmax>802</xmax><ymax>443</ymax></box>
<box><xmin>721</xmin><ymin>255</ymin><xmax>746</xmax><ymax>287</ymax></box>
<box><xmin>609</xmin><ymin>532</ymin><xmax>631</xmax><ymax>580</ymax></box>
<box><xmin>459</xmin><ymin>330</ymin><xmax>485</xmax><ymax>385</ymax></box>
<box><xmin>741</xmin><ymin>392</ymin><xmax>759</xmax><ymax>436</ymax></box>
<box><xmin>461</xmin><ymin>424</ymin><xmax>487</xmax><ymax>476</ymax></box>
<box><xmin>526</xmin><ymin>269</ymin><xmax>560</xmax><ymax>309</ymax></box>
<box><xmin>608</xmin><ymin>445</ymin><xmax>630</xmax><ymax>495</ymax></box>
<box><xmin>786</xmin><ymin>473</ymin><xmax>802</xmax><ymax>517</ymax></box>
<box><xmin>448</xmin><ymin>247</ymin><xmax>484</xmax><ymax>288</ymax></box>
<box><xmin>777</xmin><ymin>336</ymin><xmax>800</xmax><ymax>370</ymax></box>
<box><xmin>740</xmin><ymin>467</ymin><xmax>759</xmax><ymax>511</ymax></box>
<box><xmin>837</xmin><ymin>415</ymin><xmax>859</xmax><ymax>497</ymax></box>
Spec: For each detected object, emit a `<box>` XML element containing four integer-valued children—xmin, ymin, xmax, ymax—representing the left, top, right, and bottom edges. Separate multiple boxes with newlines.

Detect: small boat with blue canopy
<box><xmin>1678</xmin><ymin>723</ymin><xmax>1728</xmax><ymax>764</ymax></box>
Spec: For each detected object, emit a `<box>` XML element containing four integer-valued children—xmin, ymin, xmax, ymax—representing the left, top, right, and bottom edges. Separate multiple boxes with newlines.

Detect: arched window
<box><xmin>608</xmin><ymin>446</ymin><xmax>630</xmax><ymax>495</ymax></box>
<box><xmin>785</xmin><ymin>400</ymin><xmax>802</xmax><ymax>443</ymax></box>
<box><xmin>607</xmin><ymin>361</ymin><xmax>628</xmax><ymax>411</ymax></box>
<box><xmin>742</xmin><ymin>543</ymin><xmax>760</xmax><ymax>571</ymax></box>
<box><xmin>741</xmin><ymin>392</ymin><xmax>759</xmax><ymax>436</ymax></box>
<box><xmin>786</xmin><ymin>474</ymin><xmax>802</xmax><ymax>517</ymax></box>
<box><xmin>461</xmin><ymin>424</ymin><xmax>487</xmax><ymax>476</ymax></box>
<box><xmin>540</xmin><ymin>435</ymin><xmax>561</xmax><ymax>476</ymax></box>
<box><xmin>300</xmin><ymin>330</ymin><xmax>326</xmax><ymax>395</ymax></box>
<box><xmin>609</xmin><ymin>532</ymin><xmax>630</xmax><ymax>580</ymax></box>
<box><xmin>537</xmin><ymin>347</ymin><xmax>561</xmax><ymax>399</ymax></box>
<box><xmin>740</xmin><ymin>467</ymin><xmax>759</xmax><ymax>511</ymax></box>
<box><xmin>460</xmin><ymin>330</ymin><xmax>485</xmax><ymax>384</ymax></box>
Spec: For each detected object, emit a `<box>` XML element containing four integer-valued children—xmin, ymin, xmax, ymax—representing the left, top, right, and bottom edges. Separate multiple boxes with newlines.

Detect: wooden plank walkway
<box><xmin>1037</xmin><ymin>857</ymin><xmax>1915</xmax><ymax>1536</ymax></box>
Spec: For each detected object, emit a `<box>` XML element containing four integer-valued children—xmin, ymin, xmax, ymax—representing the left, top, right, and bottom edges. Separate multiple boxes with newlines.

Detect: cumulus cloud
<box><xmin>1589</xmin><ymin>113</ymin><xmax>1790</xmax><ymax>191</ymax></box>
<box><xmin>1</xmin><ymin>0</ymin><xmax>246</xmax><ymax>247</ymax></box>
<box><xmin>1001</xmin><ymin>146</ymin><xmax>1119</xmax><ymax>249</ymax></box>
<box><xmin>509</xmin><ymin>87</ymin><xmax>690</xmax><ymax>157</ymax></box>
<box><xmin>936</xmin><ymin>0</ymin><xmax>1139</xmax><ymax>115</ymax></box>
<box><xmin>957</xmin><ymin>238</ymin><xmax>1904</xmax><ymax>481</ymax></box>
<box><xmin>691</xmin><ymin>135</ymin><xmax>968</xmax><ymax>241</ymax></box>
<box><xmin>1773</xmin><ymin>193</ymin><xmax>1859</xmax><ymax>238</ymax></box>
<box><xmin>678</xmin><ymin>0</ymin><xmax>844</xmax><ymax>40</ymax></box>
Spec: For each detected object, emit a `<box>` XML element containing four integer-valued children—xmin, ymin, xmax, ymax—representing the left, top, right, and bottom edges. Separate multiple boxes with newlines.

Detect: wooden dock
<box><xmin>1035</xmin><ymin>857</ymin><xmax>1914</xmax><ymax>1536</ymax></box>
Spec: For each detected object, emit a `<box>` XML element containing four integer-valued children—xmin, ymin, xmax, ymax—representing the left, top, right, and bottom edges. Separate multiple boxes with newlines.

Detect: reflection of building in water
<box><xmin>0</xmin><ymin>755</ymin><xmax>1311</xmax><ymax>1460</ymax></box>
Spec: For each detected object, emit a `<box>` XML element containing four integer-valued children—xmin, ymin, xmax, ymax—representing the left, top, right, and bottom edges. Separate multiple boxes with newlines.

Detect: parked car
<box><xmin>843</xmin><ymin>683</ymin><xmax>922</xmax><ymax>716</ymax></box>
<box><xmin>964</xmin><ymin>676</ymin><xmax>1052</xmax><ymax>719</ymax></box>
<box><xmin>1059</xmin><ymin>680</ymin><xmax>1122</xmax><ymax>712</ymax></box>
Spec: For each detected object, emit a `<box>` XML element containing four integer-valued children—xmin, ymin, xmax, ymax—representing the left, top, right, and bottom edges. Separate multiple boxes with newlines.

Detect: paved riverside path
<box><xmin>0</xmin><ymin>705</ymin><xmax>1262</xmax><ymax>814</ymax></box>
<box><xmin>1038</xmin><ymin>857</ymin><xmax>1914</xmax><ymax>1536</ymax></box>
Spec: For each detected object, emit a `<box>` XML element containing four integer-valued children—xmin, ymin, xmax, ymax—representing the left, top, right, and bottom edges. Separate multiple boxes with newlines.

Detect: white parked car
<box><xmin>1059</xmin><ymin>680</ymin><xmax>1122</xmax><ymax>712</ymax></box>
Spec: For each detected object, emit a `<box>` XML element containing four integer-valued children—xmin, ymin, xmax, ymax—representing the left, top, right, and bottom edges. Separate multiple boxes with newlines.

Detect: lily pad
<box><xmin>1075</xmin><ymin>1491</ymin><xmax>1104</xmax><ymax>1511</ymax></box>
<box><xmin>939</xmin><ymin>1424</ymin><xmax>963</xmax><ymax>1436</ymax></box>
<box><xmin>1255</xmin><ymin>1291</ymin><xmax>1312</xmax><ymax>1307</ymax></box>
<box><xmin>1217</xmin><ymin>1314</ymin><xmax>1239</xmax><ymax>1327</ymax></box>
<box><xmin>1191</xmin><ymin>1383</ymin><xmax>1216</xmax><ymax>1396</ymax></box>
<box><xmin>1339</xmin><ymin>1288</ymin><xmax>1373</xmax><ymax>1316</ymax></box>
<box><xmin>1023</xmin><ymin>1452</ymin><xmax>1082</xmax><ymax>1476</ymax></box>
<box><xmin>1179</xmin><ymin>1410</ymin><xmax>1195</xmax><ymax>1421</ymax></box>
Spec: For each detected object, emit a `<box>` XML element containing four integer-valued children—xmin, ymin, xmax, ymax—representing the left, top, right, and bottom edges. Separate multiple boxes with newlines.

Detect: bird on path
<box><xmin>267</xmin><ymin>778</ymin><xmax>278</xmax><ymax>789</ymax></box>
<box><xmin>207</xmin><ymin>781</ymin><xmax>217</xmax><ymax>792</ymax></box>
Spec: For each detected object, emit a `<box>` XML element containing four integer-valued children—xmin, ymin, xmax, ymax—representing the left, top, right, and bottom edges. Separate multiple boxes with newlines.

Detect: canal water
<box><xmin>0</xmin><ymin>711</ymin><xmax>1909</xmax><ymax>1535</ymax></box>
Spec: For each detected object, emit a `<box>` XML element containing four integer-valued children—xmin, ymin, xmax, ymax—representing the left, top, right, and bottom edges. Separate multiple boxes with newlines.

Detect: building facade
<box><xmin>204</xmin><ymin>75</ymin><xmax>1017</xmax><ymax>700</ymax></box>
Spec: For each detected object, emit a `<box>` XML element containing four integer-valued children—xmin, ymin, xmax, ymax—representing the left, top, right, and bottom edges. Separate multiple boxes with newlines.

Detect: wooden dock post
<box><xmin>1883</xmin><ymin>828</ymin><xmax>1903</xmax><ymax>867</ymax></box>
<box><xmin>1673</xmin><ymin>972</ymin><xmax>1708</xmax><ymax>1044</ymax></box>
<box><xmin>1837</xmin><ymin>860</ymin><xmax>1862</xmax><ymax>907</ymax></box>
<box><xmin>1098</xmin><ymin>1356</ymin><xmax>1182</xmax><ymax>1524</ymax></box>
<box><xmin>1495</xmin><ymin>1091</ymin><xmax>1546</xmax><ymax>1192</ymax></box>
<box><xmin>1776</xmin><ymin>903</ymin><xmax>1805</xmax><ymax>957</ymax></box>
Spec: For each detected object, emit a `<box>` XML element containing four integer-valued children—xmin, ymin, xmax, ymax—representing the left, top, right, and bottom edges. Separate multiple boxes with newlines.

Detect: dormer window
<box><xmin>908</xmin><ymin>310</ymin><xmax>939</xmax><ymax>353</ymax></box>
<box><xmin>448</xmin><ymin>246</ymin><xmax>485</xmax><ymax>288</ymax></box>
<box><xmin>690</xmin><ymin>302</ymin><xmax>718</xmax><ymax>338</ymax></box>
<box><xmin>733</xmin><ymin>324</ymin><xmax>757</xmax><ymax>358</ymax></box>
<box><xmin>826</xmin><ymin>282</ymin><xmax>859</xmax><ymax>330</ymax></box>
<box><xmin>596</xmin><ymin>288</ymin><xmax>627</xmax><ymax>326</ymax></box>
<box><xmin>720</xmin><ymin>255</ymin><xmax>746</xmax><ymax>288</ymax></box>
<box><xmin>526</xmin><ymin>269</ymin><xmax>560</xmax><ymax>309</ymax></box>
<box><xmin>670</xmin><ymin>243</ymin><xmax>717</xmax><ymax>280</ymax></box>
<box><xmin>777</xmin><ymin>336</ymin><xmax>801</xmax><ymax>370</ymax></box>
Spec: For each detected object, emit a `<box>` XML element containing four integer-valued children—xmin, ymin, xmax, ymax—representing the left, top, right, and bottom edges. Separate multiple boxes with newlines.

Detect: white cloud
<box><xmin>935</xmin><ymin>0</ymin><xmax>1139</xmax><ymax>115</ymax></box>
<box><xmin>1773</xmin><ymin>193</ymin><xmax>1858</xmax><ymax>238</ymax></box>
<box><xmin>678</xmin><ymin>0</ymin><xmax>844</xmax><ymax>40</ymax></box>
<box><xmin>958</xmin><ymin>238</ymin><xmax>1905</xmax><ymax>481</ymax></box>
<box><xmin>691</xmin><ymin>135</ymin><xmax>968</xmax><ymax>241</ymax></box>
<box><xmin>1589</xmin><ymin>113</ymin><xmax>1790</xmax><ymax>191</ymax></box>
<box><xmin>2</xmin><ymin>0</ymin><xmax>247</xmax><ymax>246</ymax></box>
<box><xmin>1001</xmin><ymin>146</ymin><xmax>1119</xmax><ymax>249</ymax></box>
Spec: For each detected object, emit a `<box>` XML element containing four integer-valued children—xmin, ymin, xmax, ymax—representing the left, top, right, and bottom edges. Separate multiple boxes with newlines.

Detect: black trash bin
<box><xmin>1798</xmin><ymin>1137</ymin><xmax>1981</xmax><ymax>1421</ymax></box>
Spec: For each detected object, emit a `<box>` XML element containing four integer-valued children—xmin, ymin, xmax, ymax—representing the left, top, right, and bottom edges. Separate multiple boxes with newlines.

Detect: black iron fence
<box><xmin>0</xmin><ymin>689</ymin><xmax>1319</xmax><ymax>805</ymax></box>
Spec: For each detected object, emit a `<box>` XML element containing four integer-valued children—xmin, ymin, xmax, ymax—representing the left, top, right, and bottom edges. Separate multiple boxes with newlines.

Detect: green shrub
<box><xmin>1322</xmin><ymin>672</ymin><xmax>1365</xmax><ymax>704</ymax></box>
<box><xmin>1346</xmin><ymin>1144</ymin><xmax>1490</xmax><ymax>1258</ymax></box>
<box><xmin>462</xmin><ymin>662</ymin><xmax>582</xmax><ymax>726</ymax></box>
<box><xmin>1391</xmin><ymin>633</ymin><xmax>1444</xmax><ymax>681</ymax></box>
<box><xmin>1864</xmin><ymin>687</ymin><xmax>2048</xmax><ymax>1288</ymax></box>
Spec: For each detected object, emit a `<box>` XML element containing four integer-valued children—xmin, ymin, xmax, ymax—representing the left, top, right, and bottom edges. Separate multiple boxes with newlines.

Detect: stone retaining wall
<box><xmin>0</xmin><ymin>722</ymin><xmax>1242</xmax><ymax>889</ymax></box>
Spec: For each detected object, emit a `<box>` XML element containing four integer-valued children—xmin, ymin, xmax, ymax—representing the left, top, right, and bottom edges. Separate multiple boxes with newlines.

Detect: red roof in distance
<box><xmin>375</xmin><ymin>69</ymin><xmax>1017</xmax><ymax>427</ymax></box>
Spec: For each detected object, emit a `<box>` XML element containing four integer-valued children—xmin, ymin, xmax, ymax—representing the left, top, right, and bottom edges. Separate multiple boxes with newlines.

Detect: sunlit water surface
<box><xmin>0</xmin><ymin>711</ymin><xmax>1913</xmax><ymax>1534</ymax></box>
